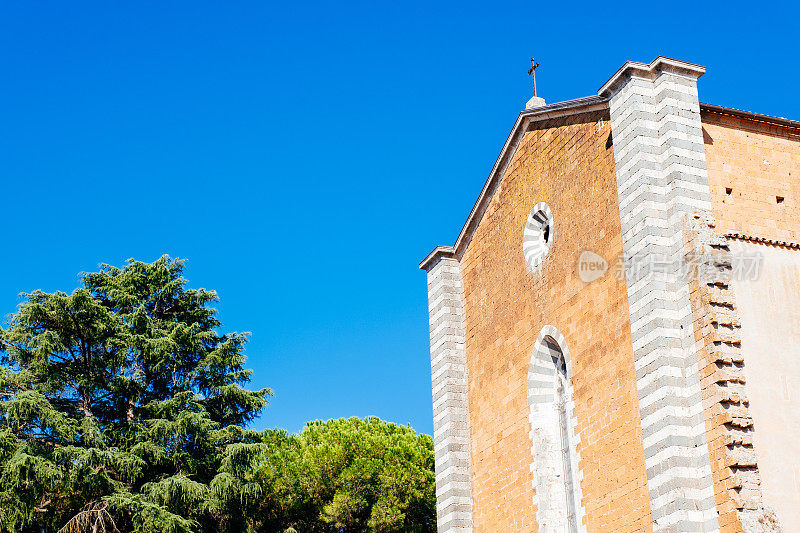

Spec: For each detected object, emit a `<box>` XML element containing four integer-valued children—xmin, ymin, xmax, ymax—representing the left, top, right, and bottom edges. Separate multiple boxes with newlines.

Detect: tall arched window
<box><xmin>552</xmin><ymin>339</ymin><xmax>578</xmax><ymax>533</ymax></box>
<box><xmin>528</xmin><ymin>326</ymin><xmax>584</xmax><ymax>532</ymax></box>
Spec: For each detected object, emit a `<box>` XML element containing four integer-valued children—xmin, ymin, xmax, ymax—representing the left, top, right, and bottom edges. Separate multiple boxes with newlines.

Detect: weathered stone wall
<box><xmin>703</xmin><ymin>110</ymin><xmax>800</xmax><ymax>241</ymax></box>
<box><xmin>458</xmin><ymin>109</ymin><xmax>653</xmax><ymax>532</ymax></box>
<box><xmin>683</xmin><ymin>217</ymin><xmax>781</xmax><ymax>533</ymax></box>
<box><xmin>702</xmin><ymin>110</ymin><xmax>800</xmax><ymax>530</ymax></box>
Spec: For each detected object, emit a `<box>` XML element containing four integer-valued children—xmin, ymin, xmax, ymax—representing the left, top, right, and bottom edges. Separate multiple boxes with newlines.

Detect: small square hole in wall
<box><xmin>777</xmin><ymin>196</ymin><xmax>785</xmax><ymax>204</ymax></box>
<box><xmin>725</xmin><ymin>187</ymin><xmax>733</xmax><ymax>195</ymax></box>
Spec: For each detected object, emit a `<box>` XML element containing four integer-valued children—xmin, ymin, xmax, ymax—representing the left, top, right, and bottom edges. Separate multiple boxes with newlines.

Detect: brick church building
<box><xmin>420</xmin><ymin>57</ymin><xmax>800</xmax><ymax>532</ymax></box>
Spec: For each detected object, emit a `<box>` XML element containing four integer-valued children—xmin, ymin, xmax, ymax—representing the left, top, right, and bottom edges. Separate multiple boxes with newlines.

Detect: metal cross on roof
<box><xmin>528</xmin><ymin>58</ymin><xmax>540</xmax><ymax>97</ymax></box>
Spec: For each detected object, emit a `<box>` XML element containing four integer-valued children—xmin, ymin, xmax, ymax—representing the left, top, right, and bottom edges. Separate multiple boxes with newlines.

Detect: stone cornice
<box><xmin>419</xmin><ymin>245</ymin><xmax>456</xmax><ymax>271</ymax></box>
<box><xmin>701</xmin><ymin>102</ymin><xmax>800</xmax><ymax>133</ymax></box>
<box><xmin>598</xmin><ymin>56</ymin><xmax>706</xmax><ymax>98</ymax></box>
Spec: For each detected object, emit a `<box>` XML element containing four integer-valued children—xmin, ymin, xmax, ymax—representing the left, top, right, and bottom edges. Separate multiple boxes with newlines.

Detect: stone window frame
<box><xmin>528</xmin><ymin>325</ymin><xmax>586</xmax><ymax>532</ymax></box>
<box><xmin>523</xmin><ymin>202</ymin><xmax>554</xmax><ymax>273</ymax></box>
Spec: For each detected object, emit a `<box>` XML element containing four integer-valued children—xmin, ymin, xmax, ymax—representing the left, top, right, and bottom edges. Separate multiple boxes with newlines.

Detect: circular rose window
<box><xmin>523</xmin><ymin>202</ymin><xmax>553</xmax><ymax>272</ymax></box>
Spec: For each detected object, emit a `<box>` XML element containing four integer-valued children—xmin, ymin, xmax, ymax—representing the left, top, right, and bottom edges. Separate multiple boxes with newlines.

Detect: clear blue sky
<box><xmin>1</xmin><ymin>1</ymin><xmax>798</xmax><ymax>435</ymax></box>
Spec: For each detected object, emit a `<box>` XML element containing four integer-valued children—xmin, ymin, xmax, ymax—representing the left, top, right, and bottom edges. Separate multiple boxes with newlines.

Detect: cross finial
<box><xmin>527</xmin><ymin>58</ymin><xmax>540</xmax><ymax>97</ymax></box>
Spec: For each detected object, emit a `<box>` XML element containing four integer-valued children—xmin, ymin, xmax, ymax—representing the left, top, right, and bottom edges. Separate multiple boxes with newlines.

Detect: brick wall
<box><xmin>703</xmin><ymin>110</ymin><xmax>800</xmax><ymax>242</ymax></box>
<box><xmin>458</xmin><ymin>110</ymin><xmax>653</xmax><ymax>532</ymax></box>
<box><xmin>701</xmin><ymin>109</ymin><xmax>800</xmax><ymax>531</ymax></box>
<box><xmin>683</xmin><ymin>217</ymin><xmax>781</xmax><ymax>533</ymax></box>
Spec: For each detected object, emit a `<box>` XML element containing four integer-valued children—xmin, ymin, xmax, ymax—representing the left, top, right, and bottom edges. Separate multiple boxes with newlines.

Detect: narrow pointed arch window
<box><xmin>528</xmin><ymin>327</ymin><xmax>584</xmax><ymax>532</ymax></box>
<box><xmin>552</xmin><ymin>341</ymin><xmax>578</xmax><ymax>532</ymax></box>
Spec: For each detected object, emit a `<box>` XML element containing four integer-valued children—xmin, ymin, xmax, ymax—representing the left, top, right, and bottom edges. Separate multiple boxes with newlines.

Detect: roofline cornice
<box><xmin>700</xmin><ymin>102</ymin><xmax>800</xmax><ymax>132</ymax></box>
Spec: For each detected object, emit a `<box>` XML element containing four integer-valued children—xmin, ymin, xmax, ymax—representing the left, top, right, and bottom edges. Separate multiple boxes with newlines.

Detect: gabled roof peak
<box><xmin>419</xmin><ymin>95</ymin><xmax>609</xmax><ymax>271</ymax></box>
<box><xmin>420</xmin><ymin>57</ymin><xmax>800</xmax><ymax>272</ymax></box>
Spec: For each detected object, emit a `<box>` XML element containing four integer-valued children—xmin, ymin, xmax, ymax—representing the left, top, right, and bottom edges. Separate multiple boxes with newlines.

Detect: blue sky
<box><xmin>1</xmin><ymin>1</ymin><xmax>798</xmax><ymax>435</ymax></box>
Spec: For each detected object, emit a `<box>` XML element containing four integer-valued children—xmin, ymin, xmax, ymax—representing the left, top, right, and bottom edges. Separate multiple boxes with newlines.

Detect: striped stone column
<box><xmin>423</xmin><ymin>250</ymin><xmax>473</xmax><ymax>533</ymax></box>
<box><xmin>601</xmin><ymin>57</ymin><xmax>719</xmax><ymax>532</ymax></box>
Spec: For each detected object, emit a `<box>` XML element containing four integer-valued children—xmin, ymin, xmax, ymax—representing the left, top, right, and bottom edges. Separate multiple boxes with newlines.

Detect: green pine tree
<box><xmin>256</xmin><ymin>417</ymin><xmax>436</xmax><ymax>533</ymax></box>
<box><xmin>0</xmin><ymin>256</ymin><xmax>271</xmax><ymax>533</ymax></box>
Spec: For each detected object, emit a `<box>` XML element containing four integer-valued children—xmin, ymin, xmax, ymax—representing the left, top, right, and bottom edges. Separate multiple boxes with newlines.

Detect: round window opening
<box><xmin>523</xmin><ymin>202</ymin><xmax>553</xmax><ymax>272</ymax></box>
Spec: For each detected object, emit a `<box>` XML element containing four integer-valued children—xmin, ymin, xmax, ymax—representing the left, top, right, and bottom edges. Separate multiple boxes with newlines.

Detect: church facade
<box><xmin>420</xmin><ymin>57</ymin><xmax>800</xmax><ymax>532</ymax></box>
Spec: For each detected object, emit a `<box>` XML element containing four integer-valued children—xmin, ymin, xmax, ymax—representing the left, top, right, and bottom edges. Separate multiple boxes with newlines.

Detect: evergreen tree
<box><xmin>257</xmin><ymin>417</ymin><xmax>436</xmax><ymax>533</ymax></box>
<box><xmin>0</xmin><ymin>256</ymin><xmax>271</xmax><ymax>532</ymax></box>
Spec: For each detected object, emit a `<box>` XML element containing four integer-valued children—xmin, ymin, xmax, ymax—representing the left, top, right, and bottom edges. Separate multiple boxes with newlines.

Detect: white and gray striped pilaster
<box><xmin>602</xmin><ymin>57</ymin><xmax>719</xmax><ymax>532</ymax></box>
<box><xmin>424</xmin><ymin>252</ymin><xmax>473</xmax><ymax>533</ymax></box>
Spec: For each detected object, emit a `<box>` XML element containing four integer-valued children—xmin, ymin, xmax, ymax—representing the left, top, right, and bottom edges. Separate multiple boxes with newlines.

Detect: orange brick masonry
<box><xmin>458</xmin><ymin>110</ymin><xmax>652</xmax><ymax>532</ymax></box>
<box><xmin>703</xmin><ymin>109</ymin><xmax>800</xmax><ymax>242</ymax></box>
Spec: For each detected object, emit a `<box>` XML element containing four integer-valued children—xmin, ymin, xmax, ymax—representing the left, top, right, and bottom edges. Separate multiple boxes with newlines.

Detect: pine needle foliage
<box><xmin>256</xmin><ymin>417</ymin><xmax>436</xmax><ymax>533</ymax></box>
<box><xmin>0</xmin><ymin>256</ymin><xmax>271</xmax><ymax>532</ymax></box>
